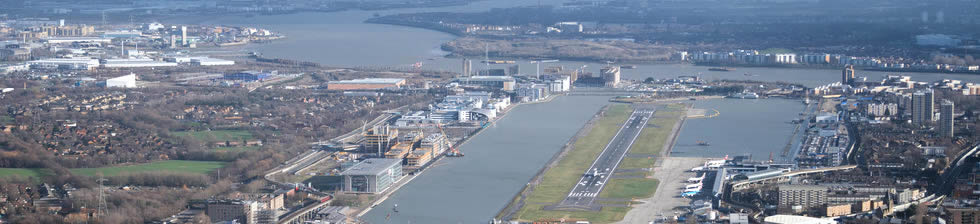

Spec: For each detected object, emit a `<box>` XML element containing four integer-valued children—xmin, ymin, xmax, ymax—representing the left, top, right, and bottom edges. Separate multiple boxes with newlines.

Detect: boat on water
<box><xmin>446</xmin><ymin>149</ymin><xmax>465</xmax><ymax>157</ymax></box>
<box><xmin>621</xmin><ymin>65</ymin><xmax>637</xmax><ymax>69</ymax></box>
<box><xmin>697</xmin><ymin>141</ymin><xmax>710</xmax><ymax>146</ymax></box>
<box><xmin>727</xmin><ymin>92</ymin><xmax>760</xmax><ymax>99</ymax></box>
<box><xmin>708</xmin><ymin>67</ymin><xmax>735</xmax><ymax>72</ymax></box>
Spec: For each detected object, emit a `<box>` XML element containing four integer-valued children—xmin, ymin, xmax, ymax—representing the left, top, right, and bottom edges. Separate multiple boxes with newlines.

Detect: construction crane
<box><xmin>530</xmin><ymin>59</ymin><xmax>559</xmax><ymax>79</ymax></box>
<box><xmin>436</xmin><ymin>123</ymin><xmax>464</xmax><ymax>157</ymax></box>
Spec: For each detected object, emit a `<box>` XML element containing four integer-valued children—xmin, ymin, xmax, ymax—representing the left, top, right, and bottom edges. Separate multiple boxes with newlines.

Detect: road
<box><xmin>617</xmin><ymin>157</ymin><xmax>705</xmax><ymax>223</ymax></box>
<box><xmin>559</xmin><ymin>109</ymin><xmax>655</xmax><ymax>208</ymax></box>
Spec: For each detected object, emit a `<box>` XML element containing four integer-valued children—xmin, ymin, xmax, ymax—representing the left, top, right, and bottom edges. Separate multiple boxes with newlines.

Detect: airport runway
<box><xmin>559</xmin><ymin>109</ymin><xmax>655</xmax><ymax>208</ymax></box>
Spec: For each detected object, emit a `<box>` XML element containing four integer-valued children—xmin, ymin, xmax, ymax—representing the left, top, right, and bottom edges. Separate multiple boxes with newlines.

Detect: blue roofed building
<box><xmin>224</xmin><ymin>71</ymin><xmax>272</xmax><ymax>82</ymax></box>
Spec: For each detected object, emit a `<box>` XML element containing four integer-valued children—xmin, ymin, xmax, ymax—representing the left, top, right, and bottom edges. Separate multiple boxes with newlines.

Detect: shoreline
<box><xmin>354</xmin><ymin>94</ymin><xmax>565</xmax><ymax>220</ymax></box>
<box><xmin>496</xmin><ymin>101</ymin><xmax>690</xmax><ymax>223</ymax></box>
<box><xmin>495</xmin><ymin>102</ymin><xmax>609</xmax><ymax>221</ymax></box>
<box><xmin>368</xmin><ymin>18</ymin><xmax>980</xmax><ymax>76</ymax></box>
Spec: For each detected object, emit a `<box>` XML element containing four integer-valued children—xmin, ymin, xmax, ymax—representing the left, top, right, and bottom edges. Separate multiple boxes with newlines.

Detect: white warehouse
<box><xmin>105</xmin><ymin>74</ymin><xmax>137</xmax><ymax>88</ymax></box>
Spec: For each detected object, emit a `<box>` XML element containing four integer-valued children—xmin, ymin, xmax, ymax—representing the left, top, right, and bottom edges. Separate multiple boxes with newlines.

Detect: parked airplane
<box><xmin>687</xmin><ymin>173</ymin><xmax>705</xmax><ymax>183</ymax></box>
<box><xmin>683</xmin><ymin>187</ymin><xmax>701</xmax><ymax>193</ymax></box>
<box><xmin>686</xmin><ymin>183</ymin><xmax>702</xmax><ymax>189</ymax></box>
<box><xmin>684</xmin><ymin>185</ymin><xmax>702</xmax><ymax>192</ymax></box>
<box><xmin>681</xmin><ymin>191</ymin><xmax>698</xmax><ymax>197</ymax></box>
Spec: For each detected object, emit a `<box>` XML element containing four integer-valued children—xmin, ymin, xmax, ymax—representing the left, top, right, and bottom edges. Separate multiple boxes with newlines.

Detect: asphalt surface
<box><xmin>559</xmin><ymin>109</ymin><xmax>655</xmax><ymax>208</ymax></box>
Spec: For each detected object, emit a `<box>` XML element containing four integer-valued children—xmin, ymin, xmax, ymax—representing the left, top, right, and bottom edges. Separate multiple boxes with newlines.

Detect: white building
<box><xmin>192</xmin><ymin>58</ymin><xmax>235</xmax><ymax>66</ymax></box>
<box><xmin>102</xmin><ymin>58</ymin><xmax>178</xmax><ymax>68</ymax></box>
<box><xmin>550</xmin><ymin>76</ymin><xmax>571</xmax><ymax>92</ymax></box>
<box><xmin>29</xmin><ymin>58</ymin><xmax>100</xmax><ymax>70</ymax></box>
<box><xmin>105</xmin><ymin>74</ymin><xmax>137</xmax><ymax>88</ymax></box>
<box><xmin>774</xmin><ymin>53</ymin><xmax>797</xmax><ymax>64</ymax></box>
<box><xmin>42</xmin><ymin>37</ymin><xmax>113</xmax><ymax>44</ymax></box>
<box><xmin>0</xmin><ymin>63</ymin><xmax>30</xmax><ymax>74</ymax></box>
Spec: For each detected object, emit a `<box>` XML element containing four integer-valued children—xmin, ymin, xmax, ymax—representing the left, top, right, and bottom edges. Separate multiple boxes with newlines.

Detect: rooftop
<box><xmin>328</xmin><ymin>78</ymin><xmax>405</xmax><ymax>84</ymax></box>
<box><xmin>457</xmin><ymin>76</ymin><xmax>515</xmax><ymax>82</ymax></box>
<box><xmin>340</xmin><ymin>158</ymin><xmax>401</xmax><ymax>176</ymax></box>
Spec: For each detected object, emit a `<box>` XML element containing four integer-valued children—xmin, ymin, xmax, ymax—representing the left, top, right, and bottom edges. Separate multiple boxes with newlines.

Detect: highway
<box><xmin>559</xmin><ymin>109</ymin><xmax>655</xmax><ymax>208</ymax></box>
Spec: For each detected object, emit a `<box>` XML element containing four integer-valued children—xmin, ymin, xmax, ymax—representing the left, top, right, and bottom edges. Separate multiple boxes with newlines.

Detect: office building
<box><xmin>327</xmin><ymin>78</ymin><xmax>406</xmax><ymax>90</ymax></box>
<box><xmin>340</xmin><ymin>158</ymin><xmax>403</xmax><ymax>194</ymax></box>
<box><xmin>601</xmin><ymin>66</ymin><xmax>621</xmax><ymax>88</ymax></box>
<box><xmin>912</xmin><ymin>89</ymin><xmax>934</xmax><ymax>125</ymax></box>
<box><xmin>940</xmin><ymin>99</ymin><xmax>955</xmax><ymax>137</ymax></box>
<box><xmin>842</xmin><ymin>65</ymin><xmax>855</xmax><ymax>85</ymax></box>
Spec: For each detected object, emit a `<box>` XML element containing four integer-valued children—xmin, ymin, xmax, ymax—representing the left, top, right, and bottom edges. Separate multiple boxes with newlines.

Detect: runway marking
<box><xmin>560</xmin><ymin>109</ymin><xmax>656</xmax><ymax>206</ymax></box>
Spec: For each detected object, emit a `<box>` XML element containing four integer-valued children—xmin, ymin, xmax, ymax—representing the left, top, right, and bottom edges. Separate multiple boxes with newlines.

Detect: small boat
<box><xmin>621</xmin><ymin>65</ymin><xmax>637</xmax><ymax>69</ymax></box>
<box><xmin>708</xmin><ymin>67</ymin><xmax>735</xmax><ymax>72</ymax></box>
<box><xmin>697</xmin><ymin>141</ymin><xmax>710</xmax><ymax>146</ymax></box>
<box><xmin>447</xmin><ymin>149</ymin><xmax>465</xmax><ymax>157</ymax></box>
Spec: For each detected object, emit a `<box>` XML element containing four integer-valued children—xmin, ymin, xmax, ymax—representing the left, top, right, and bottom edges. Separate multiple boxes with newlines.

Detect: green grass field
<box><xmin>70</xmin><ymin>160</ymin><xmax>226</xmax><ymax>176</ymax></box>
<box><xmin>172</xmin><ymin>130</ymin><xmax>253</xmax><ymax>142</ymax></box>
<box><xmin>0</xmin><ymin>168</ymin><xmax>54</xmax><ymax>179</ymax></box>
<box><xmin>512</xmin><ymin>103</ymin><xmax>687</xmax><ymax>223</ymax></box>
<box><xmin>616</xmin><ymin>104</ymin><xmax>686</xmax><ymax>171</ymax></box>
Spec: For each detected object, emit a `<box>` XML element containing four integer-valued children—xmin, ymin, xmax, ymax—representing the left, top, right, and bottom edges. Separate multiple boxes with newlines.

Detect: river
<box><xmin>365</xmin><ymin>95</ymin><xmax>612</xmax><ymax>223</ymax></box>
<box><xmin>172</xmin><ymin>1</ymin><xmax>980</xmax><ymax>222</ymax></box>
<box><xmin>670</xmin><ymin>98</ymin><xmax>806</xmax><ymax>162</ymax></box>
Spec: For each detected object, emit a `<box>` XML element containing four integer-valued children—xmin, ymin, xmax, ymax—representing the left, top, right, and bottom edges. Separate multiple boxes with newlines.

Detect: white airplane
<box><xmin>681</xmin><ymin>191</ymin><xmax>698</xmax><ymax>197</ymax></box>
<box><xmin>685</xmin><ymin>183</ymin><xmax>702</xmax><ymax>189</ymax></box>
<box><xmin>684</xmin><ymin>185</ymin><xmax>702</xmax><ymax>191</ymax></box>
<box><xmin>684</xmin><ymin>186</ymin><xmax>702</xmax><ymax>193</ymax></box>
<box><xmin>690</xmin><ymin>166</ymin><xmax>706</xmax><ymax>172</ymax></box>
<box><xmin>687</xmin><ymin>173</ymin><xmax>706</xmax><ymax>183</ymax></box>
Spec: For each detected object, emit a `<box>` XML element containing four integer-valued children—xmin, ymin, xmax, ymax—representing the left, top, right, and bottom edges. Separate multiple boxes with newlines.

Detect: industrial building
<box><xmin>105</xmin><ymin>74</ymin><xmax>137</xmax><ymax>88</ymax></box>
<box><xmin>327</xmin><ymin>78</ymin><xmax>406</xmax><ymax>90</ymax></box>
<box><xmin>28</xmin><ymin>58</ymin><xmax>100</xmax><ymax>70</ymax></box>
<box><xmin>41</xmin><ymin>37</ymin><xmax>111</xmax><ymax>44</ymax></box>
<box><xmin>191</xmin><ymin>57</ymin><xmax>236</xmax><ymax>66</ymax></box>
<box><xmin>224</xmin><ymin>71</ymin><xmax>272</xmax><ymax>82</ymax></box>
<box><xmin>340</xmin><ymin>158</ymin><xmax>403</xmax><ymax>194</ymax></box>
<box><xmin>101</xmin><ymin>58</ymin><xmax>178</xmax><ymax>68</ymax></box>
